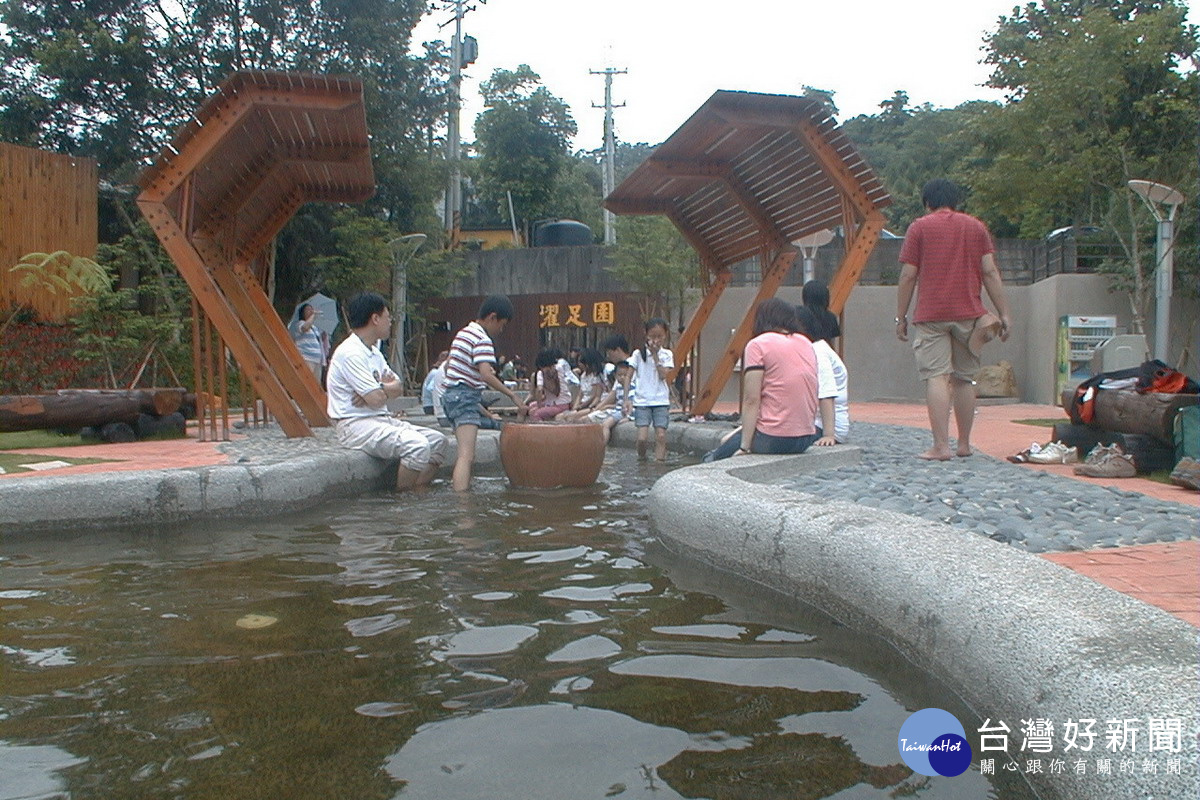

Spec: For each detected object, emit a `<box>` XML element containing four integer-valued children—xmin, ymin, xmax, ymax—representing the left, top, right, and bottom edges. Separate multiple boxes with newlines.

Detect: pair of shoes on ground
<box><xmin>1011</xmin><ymin>440</ymin><xmax>1079</xmax><ymax>464</ymax></box>
<box><xmin>1073</xmin><ymin>443</ymin><xmax>1136</xmax><ymax>478</ymax></box>
<box><xmin>1169</xmin><ymin>457</ymin><xmax>1200</xmax><ymax>490</ymax></box>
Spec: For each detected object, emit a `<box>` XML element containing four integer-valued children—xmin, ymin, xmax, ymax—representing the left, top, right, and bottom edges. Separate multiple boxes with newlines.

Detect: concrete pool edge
<box><xmin>647</xmin><ymin>455</ymin><xmax>1199</xmax><ymax>800</ymax></box>
<box><xmin>0</xmin><ymin>420</ymin><xmax>742</xmax><ymax>534</ymax></box>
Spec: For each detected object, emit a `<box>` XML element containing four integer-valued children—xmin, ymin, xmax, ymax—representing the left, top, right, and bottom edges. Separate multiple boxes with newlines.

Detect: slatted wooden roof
<box><xmin>136</xmin><ymin>70</ymin><xmax>374</xmax><ymax>437</ymax></box>
<box><xmin>137</xmin><ymin>71</ymin><xmax>373</xmax><ymax>263</ymax></box>
<box><xmin>605</xmin><ymin>90</ymin><xmax>890</xmax><ymax>270</ymax></box>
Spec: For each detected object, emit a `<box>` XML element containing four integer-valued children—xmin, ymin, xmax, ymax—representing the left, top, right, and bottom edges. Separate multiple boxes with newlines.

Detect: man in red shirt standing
<box><xmin>896</xmin><ymin>179</ymin><xmax>1013</xmax><ymax>460</ymax></box>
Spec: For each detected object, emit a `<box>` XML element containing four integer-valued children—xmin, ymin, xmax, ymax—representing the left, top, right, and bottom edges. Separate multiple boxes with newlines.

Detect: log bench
<box><xmin>1057</xmin><ymin>388</ymin><xmax>1198</xmax><ymax>472</ymax></box>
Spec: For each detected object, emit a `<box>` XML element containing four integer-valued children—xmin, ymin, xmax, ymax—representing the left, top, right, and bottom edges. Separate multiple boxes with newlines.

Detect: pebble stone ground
<box><xmin>780</xmin><ymin>422</ymin><xmax>1198</xmax><ymax>554</ymax></box>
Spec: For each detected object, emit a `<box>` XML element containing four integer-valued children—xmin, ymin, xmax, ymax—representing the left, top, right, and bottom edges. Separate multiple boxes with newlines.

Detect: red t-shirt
<box><xmin>743</xmin><ymin>332</ymin><xmax>818</xmax><ymax>437</ymax></box>
<box><xmin>898</xmin><ymin>208</ymin><xmax>995</xmax><ymax>323</ymax></box>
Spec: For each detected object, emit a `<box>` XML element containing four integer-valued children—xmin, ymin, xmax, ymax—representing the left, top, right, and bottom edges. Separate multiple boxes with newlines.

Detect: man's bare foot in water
<box><xmin>918</xmin><ymin>447</ymin><xmax>953</xmax><ymax>461</ymax></box>
<box><xmin>956</xmin><ymin>445</ymin><xmax>974</xmax><ymax>457</ymax></box>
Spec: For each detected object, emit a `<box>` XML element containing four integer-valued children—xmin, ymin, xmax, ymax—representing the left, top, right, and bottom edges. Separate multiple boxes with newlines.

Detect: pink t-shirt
<box><xmin>743</xmin><ymin>332</ymin><xmax>818</xmax><ymax>437</ymax></box>
<box><xmin>898</xmin><ymin>208</ymin><xmax>994</xmax><ymax>323</ymax></box>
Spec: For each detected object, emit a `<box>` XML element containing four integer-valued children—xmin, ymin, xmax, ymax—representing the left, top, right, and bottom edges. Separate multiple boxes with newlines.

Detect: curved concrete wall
<box><xmin>648</xmin><ymin>454</ymin><xmax>1198</xmax><ymax>800</ymax></box>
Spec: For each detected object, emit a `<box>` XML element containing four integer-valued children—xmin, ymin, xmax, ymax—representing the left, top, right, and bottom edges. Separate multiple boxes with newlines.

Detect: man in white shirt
<box><xmin>326</xmin><ymin>292</ymin><xmax>447</xmax><ymax>491</ymax></box>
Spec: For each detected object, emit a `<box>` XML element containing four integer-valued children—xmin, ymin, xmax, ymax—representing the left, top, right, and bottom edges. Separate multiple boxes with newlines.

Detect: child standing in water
<box><xmin>625</xmin><ymin>318</ymin><xmax>673</xmax><ymax>461</ymax></box>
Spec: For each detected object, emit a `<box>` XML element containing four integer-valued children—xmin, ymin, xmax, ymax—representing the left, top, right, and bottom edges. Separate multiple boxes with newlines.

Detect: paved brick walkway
<box><xmin>0</xmin><ymin>428</ymin><xmax>235</xmax><ymax>477</ymax></box>
<box><xmin>851</xmin><ymin>401</ymin><xmax>1199</xmax><ymax>626</ymax></box>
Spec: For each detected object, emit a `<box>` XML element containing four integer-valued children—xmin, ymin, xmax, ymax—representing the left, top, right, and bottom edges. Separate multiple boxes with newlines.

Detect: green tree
<box><xmin>608</xmin><ymin>215</ymin><xmax>698</xmax><ymax>323</ymax></box>
<box><xmin>1</xmin><ymin>0</ymin><xmax>449</xmax><ymax>320</ymax></box>
<box><xmin>473</xmin><ymin>65</ymin><xmax>577</xmax><ymax>229</ymax></box>
<box><xmin>842</xmin><ymin>97</ymin><xmax>995</xmax><ymax>233</ymax></box>
<box><xmin>969</xmin><ymin>0</ymin><xmax>1197</xmax><ymax>331</ymax></box>
<box><xmin>310</xmin><ymin>209</ymin><xmax>394</xmax><ymax>301</ymax></box>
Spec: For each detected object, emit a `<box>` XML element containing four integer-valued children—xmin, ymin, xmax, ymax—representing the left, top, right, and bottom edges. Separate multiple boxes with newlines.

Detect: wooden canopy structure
<box><xmin>137</xmin><ymin>71</ymin><xmax>374</xmax><ymax>437</ymax></box>
<box><xmin>605</xmin><ymin>90</ymin><xmax>891</xmax><ymax>416</ymax></box>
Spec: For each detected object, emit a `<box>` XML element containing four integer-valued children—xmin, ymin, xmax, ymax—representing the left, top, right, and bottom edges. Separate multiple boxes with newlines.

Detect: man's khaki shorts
<box><xmin>912</xmin><ymin>319</ymin><xmax>981</xmax><ymax>381</ymax></box>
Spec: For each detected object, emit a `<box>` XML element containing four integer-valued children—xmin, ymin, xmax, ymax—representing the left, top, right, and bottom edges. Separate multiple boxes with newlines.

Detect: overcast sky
<box><xmin>411</xmin><ymin>0</ymin><xmax>1196</xmax><ymax>152</ymax></box>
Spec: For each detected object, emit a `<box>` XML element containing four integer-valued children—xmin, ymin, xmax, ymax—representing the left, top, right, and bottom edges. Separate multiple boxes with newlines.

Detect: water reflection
<box><xmin>0</xmin><ymin>451</ymin><xmax>1033</xmax><ymax>799</ymax></box>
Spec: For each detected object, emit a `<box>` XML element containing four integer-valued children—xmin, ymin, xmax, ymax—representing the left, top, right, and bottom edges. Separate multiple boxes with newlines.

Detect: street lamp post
<box><xmin>1128</xmin><ymin>180</ymin><xmax>1185</xmax><ymax>363</ymax></box>
<box><xmin>792</xmin><ymin>229</ymin><xmax>835</xmax><ymax>284</ymax></box>
<box><xmin>389</xmin><ymin>233</ymin><xmax>427</xmax><ymax>388</ymax></box>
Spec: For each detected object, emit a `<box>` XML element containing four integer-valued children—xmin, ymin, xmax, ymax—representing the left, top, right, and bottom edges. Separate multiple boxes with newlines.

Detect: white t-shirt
<box><xmin>326</xmin><ymin>333</ymin><xmax>393</xmax><ymax>419</ymax></box>
<box><xmin>428</xmin><ymin>365</ymin><xmax>447</xmax><ymax>416</ymax></box>
<box><xmin>812</xmin><ymin>339</ymin><xmax>850</xmax><ymax>442</ymax></box>
<box><xmin>629</xmin><ymin>347</ymin><xmax>673</xmax><ymax>407</ymax></box>
<box><xmin>578</xmin><ymin>372</ymin><xmax>605</xmax><ymax>407</ymax></box>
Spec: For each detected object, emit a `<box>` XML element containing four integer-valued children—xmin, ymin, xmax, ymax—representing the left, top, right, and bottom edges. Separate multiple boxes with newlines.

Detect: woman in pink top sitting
<box><xmin>704</xmin><ymin>298</ymin><xmax>826</xmax><ymax>461</ymax></box>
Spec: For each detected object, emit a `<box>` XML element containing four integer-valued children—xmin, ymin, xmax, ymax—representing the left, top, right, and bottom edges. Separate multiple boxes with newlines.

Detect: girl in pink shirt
<box><xmin>704</xmin><ymin>298</ymin><xmax>824</xmax><ymax>461</ymax></box>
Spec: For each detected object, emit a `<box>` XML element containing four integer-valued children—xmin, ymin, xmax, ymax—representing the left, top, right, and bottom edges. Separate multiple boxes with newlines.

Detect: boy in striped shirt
<box><xmin>442</xmin><ymin>295</ymin><xmax>527</xmax><ymax>491</ymax></box>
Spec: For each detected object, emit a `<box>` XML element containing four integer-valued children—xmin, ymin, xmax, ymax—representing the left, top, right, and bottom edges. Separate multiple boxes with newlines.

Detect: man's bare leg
<box><xmin>654</xmin><ymin>427</ymin><xmax>667</xmax><ymax>462</ymax></box>
<box><xmin>395</xmin><ymin>465</ymin><xmax>422</xmax><ymax>491</ymax></box>
<box><xmin>452</xmin><ymin>424</ymin><xmax>479</xmax><ymax>492</ymax></box>
<box><xmin>951</xmin><ymin>377</ymin><xmax>976</xmax><ymax>457</ymax></box>
<box><xmin>636</xmin><ymin>426</ymin><xmax>649</xmax><ymax>459</ymax></box>
<box><xmin>921</xmin><ymin>374</ymin><xmax>954</xmax><ymax>460</ymax></box>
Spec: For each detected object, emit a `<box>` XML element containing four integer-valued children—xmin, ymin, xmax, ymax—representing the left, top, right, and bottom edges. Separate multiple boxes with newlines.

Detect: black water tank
<box><xmin>534</xmin><ymin>219</ymin><xmax>592</xmax><ymax>247</ymax></box>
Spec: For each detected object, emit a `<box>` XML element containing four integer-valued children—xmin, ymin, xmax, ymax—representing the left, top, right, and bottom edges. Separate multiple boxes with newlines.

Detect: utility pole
<box><xmin>591</xmin><ymin>66</ymin><xmax>626</xmax><ymax>246</ymax></box>
<box><xmin>440</xmin><ymin>1</ymin><xmax>480</xmax><ymax>247</ymax></box>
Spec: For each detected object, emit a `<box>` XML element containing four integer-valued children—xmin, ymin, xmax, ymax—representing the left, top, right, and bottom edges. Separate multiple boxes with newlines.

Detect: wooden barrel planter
<box><xmin>499</xmin><ymin>422</ymin><xmax>606</xmax><ymax>488</ymax></box>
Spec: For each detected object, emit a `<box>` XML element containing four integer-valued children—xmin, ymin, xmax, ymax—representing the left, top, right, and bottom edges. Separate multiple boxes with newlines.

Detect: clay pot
<box><xmin>499</xmin><ymin>422</ymin><xmax>606</xmax><ymax>488</ymax></box>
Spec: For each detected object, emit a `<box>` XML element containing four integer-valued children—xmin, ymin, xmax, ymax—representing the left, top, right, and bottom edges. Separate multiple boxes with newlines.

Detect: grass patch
<box><xmin>0</xmin><ymin>430</ymin><xmax>92</xmax><ymax>451</ymax></box>
<box><xmin>0</xmin><ymin>452</ymin><xmax>113</xmax><ymax>474</ymax></box>
<box><xmin>1012</xmin><ymin>418</ymin><xmax>1068</xmax><ymax>428</ymax></box>
<box><xmin>1142</xmin><ymin>469</ymin><xmax>1174</xmax><ymax>486</ymax></box>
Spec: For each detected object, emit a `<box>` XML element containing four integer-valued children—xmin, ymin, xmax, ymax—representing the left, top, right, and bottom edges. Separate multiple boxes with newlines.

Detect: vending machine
<box><xmin>1056</xmin><ymin>315</ymin><xmax>1117</xmax><ymax>400</ymax></box>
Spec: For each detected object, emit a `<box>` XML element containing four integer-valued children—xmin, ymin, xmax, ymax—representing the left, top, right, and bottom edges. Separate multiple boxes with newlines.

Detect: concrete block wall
<box><xmin>690</xmin><ymin>275</ymin><xmax>1197</xmax><ymax>405</ymax></box>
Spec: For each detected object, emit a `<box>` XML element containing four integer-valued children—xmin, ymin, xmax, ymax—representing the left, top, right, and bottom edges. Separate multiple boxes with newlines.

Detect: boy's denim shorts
<box><xmin>633</xmin><ymin>405</ymin><xmax>669</xmax><ymax>429</ymax></box>
<box><xmin>441</xmin><ymin>384</ymin><xmax>499</xmax><ymax>431</ymax></box>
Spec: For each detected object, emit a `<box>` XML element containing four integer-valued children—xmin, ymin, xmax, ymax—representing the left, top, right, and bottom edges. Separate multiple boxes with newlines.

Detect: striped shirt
<box><xmin>289</xmin><ymin>319</ymin><xmax>325</xmax><ymax>365</ymax></box>
<box><xmin>898</xmin><ymin>208</ymin><xmax>994</xmax><ymax>323</ymax></box>
<box><xmin>442</xmin><ymin>321</ymin><xmax>495</xmax><ymax>390</ymax></box>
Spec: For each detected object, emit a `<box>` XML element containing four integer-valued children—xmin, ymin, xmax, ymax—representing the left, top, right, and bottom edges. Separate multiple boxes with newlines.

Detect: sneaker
<box><xmin>1169</xmin><ymin>457</ymin><xmax>1200</xmax><ymax>491</ymax></box>
<box><xmin>1074</xmin><ymin>444</ymin><xmax>1136</xmax><ymax>478</ymax></box>
<box><xmin>1027</xmin><ymin>441</ymin><xmax>1079</xmax><ymax>464</ymax></box>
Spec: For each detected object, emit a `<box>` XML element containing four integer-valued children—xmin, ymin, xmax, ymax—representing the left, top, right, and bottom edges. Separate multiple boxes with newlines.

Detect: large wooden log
<box><xmin>1060</xmin><ymin>389</ymin><xmax>1198</xmax><ymax>444</ymax></box>
<box><xmin>1094</xmin><ymin>390</ymin><xmax>1198</xmax><ymax>443</ymax></box>
<box><xmin>0</xmin><ymin>389</ymin><xmax>186</xmax><ymax>432</ymax></box>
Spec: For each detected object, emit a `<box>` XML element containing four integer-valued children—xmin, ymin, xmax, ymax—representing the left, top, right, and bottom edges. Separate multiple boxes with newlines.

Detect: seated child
<box><xmin>526</xmin><ymin>348</ymin><xmax>576</xmax><ymax>421</ymax></box>
<box><xmin>558</xmin><ymin>348</ymin><xmax>606</xmax><ymax>421</ymax></box>
<box><xmin>587</xmin><ymin>361</ymin><xmax>633</xmax><ymax>444</ymax></box>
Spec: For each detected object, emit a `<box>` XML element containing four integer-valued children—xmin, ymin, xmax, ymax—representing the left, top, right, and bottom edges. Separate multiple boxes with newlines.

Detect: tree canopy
<box><xmin>472</xmin><ymin>65</ymin><xmax>578</xmax><ymax>230</ymax></box>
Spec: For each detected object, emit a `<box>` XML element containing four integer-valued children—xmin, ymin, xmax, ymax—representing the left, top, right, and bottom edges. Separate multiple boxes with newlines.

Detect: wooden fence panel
<box><xmin>0</xmin><ymin>142</ymin><xmax>98</xmax><ymax>321</ymax></box>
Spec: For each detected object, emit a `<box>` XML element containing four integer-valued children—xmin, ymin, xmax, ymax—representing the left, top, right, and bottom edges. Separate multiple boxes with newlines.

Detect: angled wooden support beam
<box><xmin>137</xmin><ymin>199</ymin><xmax>313</xmax><ymax>437</ymax></box>
<box><xmin>192</xmin><ymin>237</ymin><xmax>329</xmax><ymax>427</ymax></box>
<box><xmin>140</xmin><ymin>97</ymin><xmax>259</xmax><ymax>201</ymax></box>
<box><xmin>720</xmin><ymin>171</ymin><xmax>788</xmax><ymax>251</ymax></box>
<box><xmin>794</xmin><ymin>119</ymin><xmax>877</xmax><ymax>220</ymax></box>
<box><xmin>666</xmin><ymin>205</ymin><xmax>725</xmax><ymax>272</ymax></box>
<box><xmin>827</xmin><ymin>210</ymin><xmax>886</xmax><ymax>314</ymax></box>
<box><xmin>668</xmin><ymin>268</ymin><xmax>731</xmax><ymax>383</ymax></box>
<box><xmin>691</xmin><ymin>248</ymin><xmax>797</xmax><ymax>417</ymax></box>
<box><xmin>236</xmin><ymin>189</ymin><xmax>306</xmax><ymax>262</ymax></box>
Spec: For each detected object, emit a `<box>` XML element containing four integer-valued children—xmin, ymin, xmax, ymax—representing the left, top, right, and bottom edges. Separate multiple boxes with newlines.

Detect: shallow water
<box><xmin>0</xmin><ymin>450</ymin><xmax>1035</xmax><ymax>799</ymax></box>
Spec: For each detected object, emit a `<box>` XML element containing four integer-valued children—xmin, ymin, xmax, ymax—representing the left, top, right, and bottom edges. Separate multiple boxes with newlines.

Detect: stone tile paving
<box><xmin>779</xmin><ymin>422</ymin><xmax>1198</xmax><ymax>555</ymax></box>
